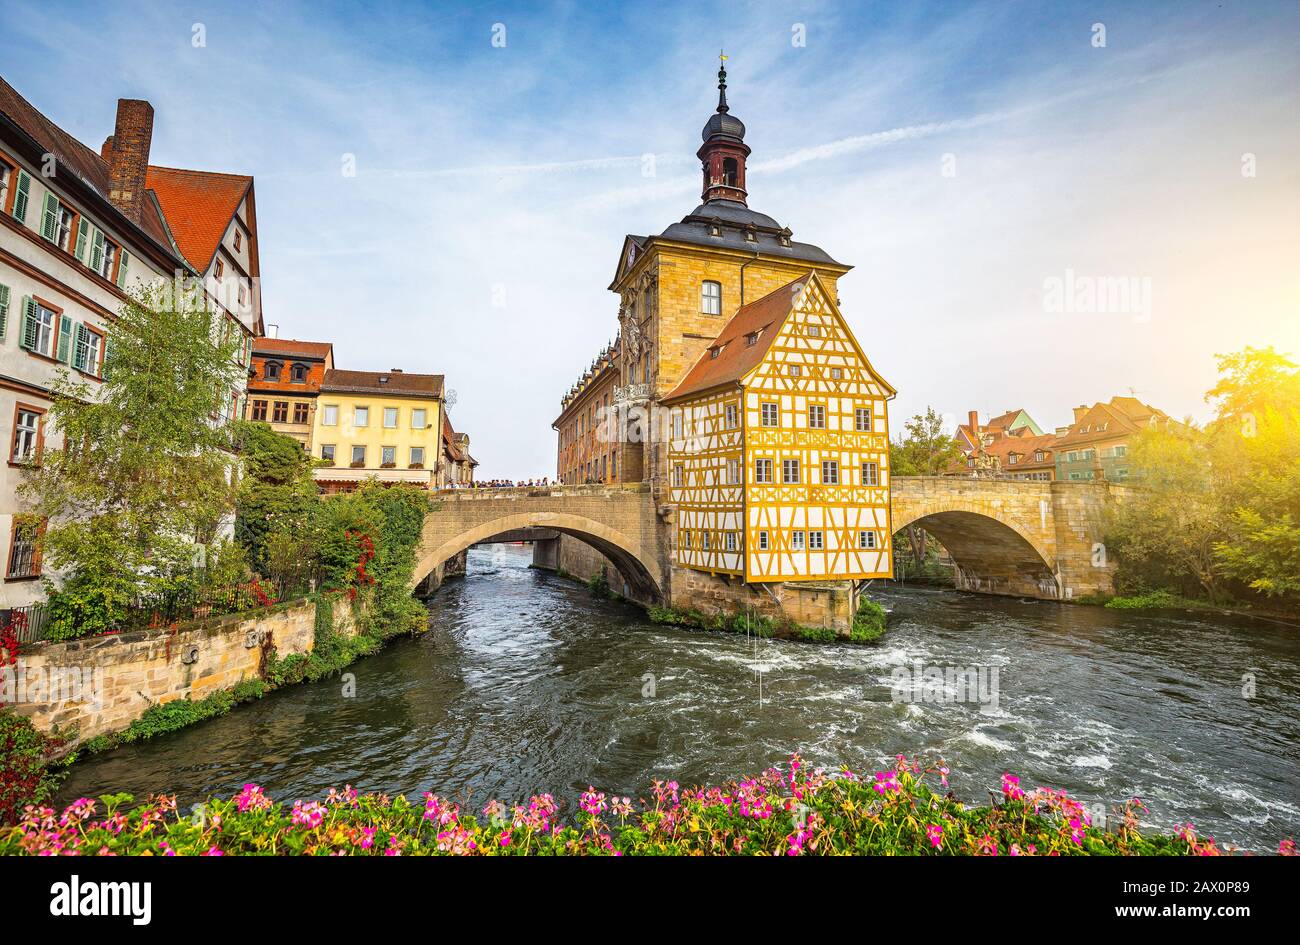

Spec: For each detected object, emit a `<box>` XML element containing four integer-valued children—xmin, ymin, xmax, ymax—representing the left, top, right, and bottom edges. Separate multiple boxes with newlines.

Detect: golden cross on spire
<box><xmin>719</xmin><ymin>49</ymin><xmax>728</xmax><ymax>64</ymax></box>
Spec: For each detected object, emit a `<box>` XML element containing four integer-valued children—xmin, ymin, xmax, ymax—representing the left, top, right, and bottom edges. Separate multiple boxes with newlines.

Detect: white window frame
<box><xmin>782</xmin><ymin>458</ymin><xmax>800</xmax><ymax>483</ymax></box>
<box><xmin>410</xmin><ymin>446</ymin><xmax>425</xmax><ymax>467</ymax></box>
<box><xmin>862</xmin><ymin>461</ymin><xmax>879</xmax><ymax>486</ymax></box>
<box><xmin>760</xmin><ymin>402</ymin><xmax>779</xmax><ymax>427</ymax></box>
<box><xmin>822</xmin><ymin>460</ymin><xmax>839</xmax><ymax>484</ymax></box>
<box><xmin>701</xmin><ymin>280</ymin><xmax>722</xmax><ymax>315</ymax></box>
<box><xmin>354</xmin><ymin>406</ymin><xmax>369</xmax><ymax>427</ymax></box>
<box><xmin>808</xmin><ymin>531</ymin><xmax>824</xmax><ymax>550</ymax></box>
<box><xmin>754</xmin><ymin>458</ymin><xmax>773</xmax><ymax>484</ymax></box>
<box><xmin>856</xmin><ymin>407</ymin><xmax>872</xmax><ymax>431</ymax></box>
<box><xmin>808</xmin><ymin>404</ymin><xmax>825</xmax><ymax>429</ymax></box>
<box><xmin>411</xmin><ymin>408</ymin><xmax>427</xmax><ymax>429</ymax></box>
<box><xmin>383</xmin><ymin>406</ymin><xmax>398</xmax><ymax>429</ymax></box>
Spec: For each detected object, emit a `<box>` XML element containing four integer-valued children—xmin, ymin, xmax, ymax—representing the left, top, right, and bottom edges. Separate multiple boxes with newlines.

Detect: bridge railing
<box><xmin>431</xmin><ymin>482</ymin><xmax>651</xmax><ymax>499</ymax></box>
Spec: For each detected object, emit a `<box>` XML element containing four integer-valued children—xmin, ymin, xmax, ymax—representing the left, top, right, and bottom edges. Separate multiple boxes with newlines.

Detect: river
<box><xmin>57</xmin><ymin>544</ymin><xmax>1300</xmax><ymax>852</ymax></box>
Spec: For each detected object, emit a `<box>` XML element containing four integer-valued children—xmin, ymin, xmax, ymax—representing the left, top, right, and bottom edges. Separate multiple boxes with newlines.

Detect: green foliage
<box><xmin>588</xmin><ymin>569</ymin><xmax>611</xmax><ymax>599</ymax></box>
<box><xmin>1104</xmin><ymin>591</ymin><xmax>1213</xmax><ymax>611</ymax></box>
<box><xmin>19</xmin><ymin>281</ymin><xmax>244</xmax><ymax>603</ymax></box>
<box><xmin>233</xmin><ymin>420</ymin><xmax>320</xmax><ymax>578</ymax></box>
<box><xmin>1107</xmin><ymin>346</ymin><xmax>1300</xmax><ymax>611</ymax></box>
<box><xmin>0</xmin><ymin>710</ymin><xmax>64</xmax><ymax>825</ymax></box>
<box><xmin>42</xmin><ymin>578</ymin><xmax>125</xmax><ymax>641</ymax></box>
<box><xmin>795</xmin><ymin>625</ymin><xmax>838</xmax><ymax>643</ymax></box>
<box><xmin>889</xmin><ymin>407</ymin><xmax>964</xmax><ymax>477</ymax></box>
<box><xmin>5</xmin><ymin>756</ymin><xmax>1282</xmax><ymax>856</ymax></box>
<box><xmin>851</xmin><ymin>597</ymin><xmax>888</xmax><ymax>643</ymax></box>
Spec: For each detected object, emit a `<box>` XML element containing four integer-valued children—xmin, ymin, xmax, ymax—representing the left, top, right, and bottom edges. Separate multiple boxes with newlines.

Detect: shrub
<box><xmin>0</xmin><ymin>711</ymin><xmax>64</xmax><ymax>825</ymax></box>
<box><xmin>588</xmin><ymin>570</ymin><xmax>611</xmax><ymax>599</ymax></box>
<box><xmin>851</xmin><ymin>597</ymin><xmax>888</xmax><ymax>643</ymax></box>
<box><xmin>42</xmin><ymin>580</ymin><xmax>125</xmax><ymax>642</ymax></box>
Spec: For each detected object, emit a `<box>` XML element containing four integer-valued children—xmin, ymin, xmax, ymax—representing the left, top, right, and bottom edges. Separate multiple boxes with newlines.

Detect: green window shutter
<box><xmin>40</xmin><ymin>192</ymin><xmax>59</xmax><ymax>241</ymax></box>
<box><xmin>89</xmin><ymin>228</ymin><xmax>105</xmax><ymax>272</ymax></box>
<box><xmin>56</xmin><ymin>314</ymin><xmax>73</xmax><ymax>363</ymax></box>
<box><xmin>11</xmin><ymin>170</ymin><xmax>30</xmax><ymax>223</ymax></box>
<box><xmin>101</xmin><ymin>338</ymin><xmax>114</xmax><ymax>380</ymax></box>
<box><xmin>73</xmin><ymin>323</ymin><xmax>89</xmax><ymax>371</ymax></box>
<box><xmin>73</xmin><ymin>218</ymin><xmax>90</xmax><ymax>262</ymax></box>
<box><xmin>0</xmin><ymin>284</ymin><xmax>9</xmax><ymax>341</ymax></box>
<box><xmin>115</xmin><ymin>250</ymin><xmax>130</xmax><ymax>288</ymax></box>
<box><xmin>20</xmin><ymin>297</ymin><xmax>38</xmax><ymax>350</ymax></box>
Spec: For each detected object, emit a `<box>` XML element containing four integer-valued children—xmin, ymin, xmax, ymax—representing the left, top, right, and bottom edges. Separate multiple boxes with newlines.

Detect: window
<box><xmin>250</xmin><ymin>400</ymin><xmax>268</xmax><ymax>421</ymax></box>
<box><xmin>320</xmin><ymin>444</ymin><xmax>335</xmax><ymax>462</ymax></box>
<box><xmin>321</xmin><ymin>404</ymin><xmax>338</xmax><ymax>426</ymax></box>
<box><xmin>673</xmin><ymin>464</ymin><xmax>684</xmax><ymax>487</ymax></box>
<box><xmin>11</xmin><ymin>406</ymin><xmax>43</xmax><ymax>464</ymax></box>
<box><xmin>671</xmin><ymin>413</ymin><xmax>683</xmax><ymax>438</ymax></box>
<box><xmin>727</xmin><ymin>458</ymin><xmax>740</xmax><ymax>485</ymax></box>
<box><xmin>290</xmin><ymin>362</ymin><xmax>308</xmax><ymax>383</ymax></box>
<box><xmin>808</xmin><ymin>531</ymin><xmax>824</xmax><ymax>550</ymax></box>
<box><xmin>354</xmin><ymin>406</ymin><xmax>369</xmax><ymax>427</ymax></box>
<box><xmin>264</xmin><ymin>361</ymin><xmax>282</xmax><ymax>381</ymax></box>
<box><xmin>701</xmin><ymin>280</ymin><xmax>721</xmax><ymax>315</ymax></box>
<box><xmin>6</xmin><ymin>518</ymin><xmax>42</xmax><ymax>579</ymax></box>
<box><xmin>856</xmin><ymin>407</ymin><xmax>872</xmax><ymax>431</ymax></box>
<box><xmin>724</xmin><ymin>403</ymin><xmax>738</xmax><ymax>429</ymax></box>
<box><xmin>808</xmin><ymin>404</ymin><xmax>825</xmax><ymax>429</ymax></box>
<box><xmin>757</xmin><ymin>530</ymin><xmax>769</xmax><ymax>551</ymax></box>
<box><xmin>782</xmin><ymin>458</ymin><xmax>800</xmax><ymax>483</ymax></box>
<box><xmin>17</xmin><ymin>299</ymin><xmax>53</xmax><ymax>357</ymax></box>
<box><xmin>761</xmin><ymin>402</ymin><xmax>779</xmax><ymax>427</ymax></box>
<box><xmin>1035</xmin><ymin>450</ymin><xmax>1045</xmax><ymax>462</ymax></box>
<box><xmin>701</xmin><ymin>532</ymin><xmax>710</xmax><ymax>551</ymax></box>
<box><xmin>788</xmin><ymin>364</ymin><xmax>802</xmax><ymax>377</ymax></box>
<box><xmin>725</xmin><ymin>532</ymin><xmax>737</xmax><ymax>552</ymax></box>
<box><xmin>412</xmin><ymin>408</ymin><xmax>427</xmax><ymax>429</ymax></box>
<box><xmin>709</xmin><ymin>346</ymin><xmax>721</xmax><ymax>360</ymax></box>
<box><xmin>681</xmin><ymin>530</ymin><xmax>692</xmax><ymax>550</ymax></box>
<box><xmin>1008</xmin><ymin>453</ymin><xmax>1019</xmax><ymax>465</ymax></box>
<box><xmin>862</xmin><ymin>461</ymin><xmax>879</xmax><ymax>486</ymax></box>
<box><xmin>745</xmin><ymin>332</ymin><xmax>759</xmax><ymax>347</ymax></box>
<box><xmin>410</xmin><ymin>447</ymin><xmax>425</xmax><ymax>467</ymax></box>
<box><xmin>830</xmin><ymin>367</ymin><xmax>843</xmax><ymax>380</ymax></box>
<box><xmin>808</xmin><ymin>325</ymin><xmax>821</xmax><ymax>338</ymax></box>
<box><xmin>1113</xmin><ymin>445</ymin><xmax>1127</xmax><ymax>457</ymax></box>
<box><xmin>272</xmin><ymin>401</ymin><xmax>288</xmax><ymax>423</ymax></box>
<box><xmin>381</xmin><ymin>446</ymin><xmax>396</xmax><ymax>466</ymax></box>
<box><xmin>822</xmin><ymin>460</ymin><xmax>839</xmax><ymax>484</ymax></box>
<box><xmin>293</xmin><ymin>402</ymin><xmax>309</xmax><ymax>424</ymax></box>
<box><xmin>73</xmin><ymin>324</ymin><xmax>103</xmax><ymax>376</ymax></box>
<box><xmin>55</xmin><ymin>204</ymin><xmax>75</xmax><ymax>251</ymax></box>
<box><xmin>234</xmin><ymin>230</ymin><xmax>242</xmax><ymax>252</ymax></box>
<box><xmin>8</xmin><ymin>168</ymin><xmax>31</xmax><ymax>223</ymax></box>
<box><xmin>791</xmin><ymin>530</ymin><xmax>805</xmax><ymax>551</ymax></box>
<box><xmin>754</xmin><ymin>458</ymin><xmax>773</xmax><ymax>483</ymax></box>
<box><xmin>383</xmin><ymin>407</ymin><xmax>398</xmax><ymax>428</ymax></box>
<box><xmin>351</xmin><ymin>445</ymin><xmax>366</xmax><ymax>465</ymax></box>
<box><xmin>859</xmin><ymin>531</ymin><xmax>877</xmax><ymax>550</ymax></box>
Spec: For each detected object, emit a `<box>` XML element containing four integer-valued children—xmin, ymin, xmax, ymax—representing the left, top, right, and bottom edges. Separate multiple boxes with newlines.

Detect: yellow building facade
<box><xmin>664</xmin><ymin>273</ymin><xmax>894</xmax><ymax>582</ymax></box>
<box><xmin>310</xmin><ymin>369</ymin><xmax>444</xmax><ymax>492</ymax></box>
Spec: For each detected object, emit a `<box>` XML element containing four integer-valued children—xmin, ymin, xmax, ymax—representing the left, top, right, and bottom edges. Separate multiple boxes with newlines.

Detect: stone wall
<box><xmin>4</xmin><ymin>595</ymin><xmax>356</xmax><ymax>746</ymax></box>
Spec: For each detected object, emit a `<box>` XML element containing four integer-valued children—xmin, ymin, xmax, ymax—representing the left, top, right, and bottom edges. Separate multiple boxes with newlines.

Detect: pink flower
<box><xmin>872</xmin><ymin>771</ymin><xmax>900</xmax><ymax>794</ymax></box>
<box><xmin>358</xmin><ymin>826</ymin><xmax>376</xmax><ymax>850</ymax></box>
<box><xmin>926</xmin><ymin>823</ymin><xmax>943</xmax><ymax>850</ymax></box>
<box><xmin>290</xmin><ymin>801</ymin><xmax>326</xmax><ymax>830</ymax></box>
<box><xmin>1280</xmin><ymin>839</ymin><xmax>1297</xmax><ymax>857</ymax></box>
<box><xmin>201</xmin><ymin>846</ymin><xmax>225</xmax><ymax>856</ymax></box>
<box><xmin>580</xmin><ymin>787</ymin><xmax>607</xmax><ymax>816</ymax></box>
<box><xmin>1001</xmin><ymin>772</ymin><xmax>1024</xmax><ymax>801</ymax></box>
<box><xmin>235</xmin><ymin>783</ymin><xmax>272</xmax><ymax>812</ymax></box>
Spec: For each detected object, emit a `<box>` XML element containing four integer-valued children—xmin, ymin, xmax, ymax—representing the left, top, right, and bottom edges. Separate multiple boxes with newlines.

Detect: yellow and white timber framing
<box><xmin>667</xmin><ymin>273</ymin><xmax>896</xmax><ymax>583</ymax></box>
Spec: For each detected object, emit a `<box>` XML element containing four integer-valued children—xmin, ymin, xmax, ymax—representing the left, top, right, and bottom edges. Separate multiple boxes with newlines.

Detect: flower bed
<box><xmin>3</xmin><ymin>755</ymin><xmax>1293</xmax><ymax>856</ymax></box>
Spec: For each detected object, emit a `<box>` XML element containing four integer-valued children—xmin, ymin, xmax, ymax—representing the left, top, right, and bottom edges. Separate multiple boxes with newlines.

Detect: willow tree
<box><xmin>20</xmin><ymin>280</ymin><xmax>245</xmax><ymax>609</ymax></box>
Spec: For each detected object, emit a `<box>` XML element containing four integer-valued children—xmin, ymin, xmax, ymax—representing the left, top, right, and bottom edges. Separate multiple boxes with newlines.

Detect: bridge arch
<box><xmin>414</xmin><ymin>510</ymin><xmax>663</xmax><ymax>602</ymax></box>
<box><xmin>891</xmin><ymin>502</ymin><xmax>1060</xmax><ymax>599</ymax></box>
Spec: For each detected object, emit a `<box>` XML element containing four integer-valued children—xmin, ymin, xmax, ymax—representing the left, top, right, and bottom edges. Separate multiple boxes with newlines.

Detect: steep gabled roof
<box><xmin>0</xmin><ymin>75</ymin><xmax>177</xmax><ymax>255</ymax></box>
<box><xmin>145</xmin><ymin>165</ymin><xmax>251</xmax><ymax>273</ymax></box>
<box><xmin>663</xmin><ymin>275</ymin><xmax>808</xmax><ymax>403</ymax></box>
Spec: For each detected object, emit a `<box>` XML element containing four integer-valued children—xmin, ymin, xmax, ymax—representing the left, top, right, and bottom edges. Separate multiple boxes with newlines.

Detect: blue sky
<box><xmin>3</xmin><ymin>0</ymin><xmax>1297</xmax><ymax>474</ymax></box>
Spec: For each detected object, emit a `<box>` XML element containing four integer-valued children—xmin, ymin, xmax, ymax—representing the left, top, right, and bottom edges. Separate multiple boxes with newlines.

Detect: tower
<box><xmin>697</xmin><ymin>58</ymin><xmax>750</xmax><ymax>205</ymax></box>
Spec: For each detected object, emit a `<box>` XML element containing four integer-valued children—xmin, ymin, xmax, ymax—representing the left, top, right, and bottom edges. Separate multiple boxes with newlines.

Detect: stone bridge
<box><xmin>412</xmin><ymin>477</ymin><xmax>1129</xmax><ymax>607</ymax></box>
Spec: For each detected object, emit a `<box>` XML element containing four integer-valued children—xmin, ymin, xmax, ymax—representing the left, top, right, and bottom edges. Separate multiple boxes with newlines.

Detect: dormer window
<box><xmin>745</xmin><ymin>331</ymin><xmax>759</xmax><ymax>347</ymax></box>
<box><xmin>264</xmin><ymin>361</ymin><xmax>282</xmax><ymax>381</ymax></box>
<box><xmin>215</xmin><ymin>258</ymin><xmax>224</xmax><ymax>278</ymax></box>
<box><xmin>779</xmin><ymin>228</ymin><xmax>793</xmax><ymax>247</ymax></box>
<box><xmin>709</xmin><ymin>345</ymin><xmax>723</xmax><ymax>360</ymax></box>
<box><xmin>290</xmin><ymin>362</ymin><xmax>308</xmax><ymax>384</ymax></box>
<box><xmin>708</xmin><ymin>218</ymin><xmax>722</xmax><ymax>237</ymax></box>
<box><xmin>743</xmin><ymin>224</ymin><xmax>757</xmax><ymax>242</ymax></box>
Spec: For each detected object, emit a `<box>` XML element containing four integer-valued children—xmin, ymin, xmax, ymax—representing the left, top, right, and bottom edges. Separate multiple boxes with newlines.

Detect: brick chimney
<box><xmin>967</xmin><ymin>410</ymin><xmax>981</xmax><ymax>444</ymax></box>
<box><xmin>1072</xmin><ymin>404</ymin><xmax>1090</xmax><ymax>424</ymax></box>
<box><xmin>106</xmin><ymin>99</ymin><xmax>154</xmax><ymax>222</ymax></box>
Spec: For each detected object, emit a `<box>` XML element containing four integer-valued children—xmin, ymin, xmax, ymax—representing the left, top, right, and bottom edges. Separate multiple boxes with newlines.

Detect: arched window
<box><xmin>290</xmin><ymin>362</ymin><xmax>309</xmax><ymax>384</ymax></box>
<box><xmin>264</xmin><ymin>361</ymin><xmax>282</xmax><ymax>381</ymax></box>
<box><xmin>722</xmin><ymin>158</ymin><xmax>738</xmax><ymax>187</ymax></box>
<box><xmin>701</xmin><ymin>280</ymin><xmax>721</xmax><ymax>315</ymax></box>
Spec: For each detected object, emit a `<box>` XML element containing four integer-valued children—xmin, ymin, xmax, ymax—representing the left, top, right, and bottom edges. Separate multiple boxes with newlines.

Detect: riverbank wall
<box><xmin>4</xmin><ymin>595</ymin><xmax>357</xmax><ymax>746</ymax></box>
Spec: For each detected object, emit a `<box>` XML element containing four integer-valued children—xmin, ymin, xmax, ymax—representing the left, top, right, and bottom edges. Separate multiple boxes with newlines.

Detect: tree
<box><xmin>889</xmin><ymin>408</ymin><xmax>964</xmax><ymax>572</ymax></box>
<box><xmin>233</xmin><ymin>420</ymin><xmax>319</xmax><ymax>580</ymax></box>
<box><xmin>20</xmin><ymin>281</ymin><xmax>244</xmax><ymax>607</ymax></box>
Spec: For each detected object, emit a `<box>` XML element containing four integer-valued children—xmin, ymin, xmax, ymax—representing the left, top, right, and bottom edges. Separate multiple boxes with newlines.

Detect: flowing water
<box><xmin>58</xmin><ymin>544</ymin><xmax>1300</xmax><ymax>851</ymax></box>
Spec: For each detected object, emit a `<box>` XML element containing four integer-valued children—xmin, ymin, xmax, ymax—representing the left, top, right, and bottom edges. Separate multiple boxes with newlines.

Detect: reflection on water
<box><xmin>59</xmin><ymin>544</ymin><xmax>1300</xmax><ymax>851</ymax></box>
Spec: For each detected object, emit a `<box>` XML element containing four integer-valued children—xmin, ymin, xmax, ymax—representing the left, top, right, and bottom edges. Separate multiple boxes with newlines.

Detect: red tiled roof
<box><xmin>320</xmin><ymin>369</ymin><xmax>444</xmax><ymax>398</ymax></box>
<box><xmin>0</xmin><ymin>76</ymin><xmax>175</xmax><ymax>253</ymax></box>
<box><xmin>145</xmin><ymin>165</ymin><xmax>251</xmax><ymax>273</ymax></box>
<box><xmin>664</xmin><ymin>274</ymin><xmax>810</xmax><ymax>403</ymax></box>
<box><xmin>441</xmin><ymin>413</ymin><xmax>465</xmax><ymax>462</ymax></box>
<box><xmin>253</xmin><ymin>337</ymin><xmax>333</xmax><ymax>361</ymax></box>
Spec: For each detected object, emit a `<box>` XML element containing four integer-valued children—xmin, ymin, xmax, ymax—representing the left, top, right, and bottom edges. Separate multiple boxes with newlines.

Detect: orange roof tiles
<box><xmin>664</xmin><ymin>274</ymin><xmax>810</xmax><ymax>403</ymax></box>
<box><xmin>253</xmin><ymin>338</ymin><xmax>333</xmax><ymax>361</ymax></box>
<box><xmin>145</xmin><ymin>165</ymin><xmax>251</xmax><ymax>272</ymax></box>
